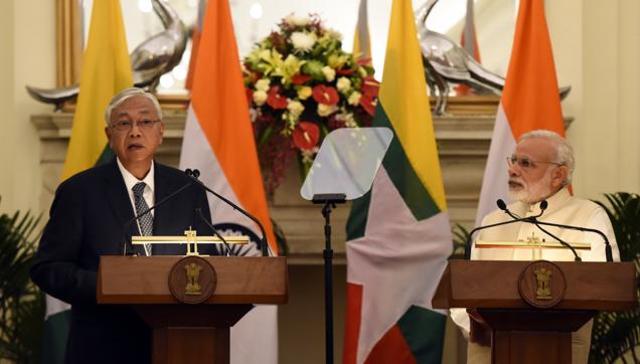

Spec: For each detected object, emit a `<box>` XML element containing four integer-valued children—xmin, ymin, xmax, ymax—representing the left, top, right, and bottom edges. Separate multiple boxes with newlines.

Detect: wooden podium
<box><xmin>97</xmin><ymin>256</ymin><xmax>288</xmax><ymax>364</ymax></box>
<box><xmin>433</xmin><ymin>260</ymin><xmax>636</xmax><ymax>364</ymax></box>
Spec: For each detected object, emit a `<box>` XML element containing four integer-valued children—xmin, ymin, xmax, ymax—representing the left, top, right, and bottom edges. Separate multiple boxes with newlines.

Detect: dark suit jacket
<box><xmin>30</xmin><ymin>159</ymin><xmax>213</xmax><ymax>364</ymax></box>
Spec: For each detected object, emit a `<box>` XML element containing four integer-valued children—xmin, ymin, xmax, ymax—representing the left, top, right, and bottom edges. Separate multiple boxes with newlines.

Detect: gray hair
<box><xmin>519</xmin><ymin>129</ymin><xmax>575</xmax><ymax>185</ymax></box>
<box><xmin>104</xmin><ymin>87</ymin><xmax>162</xmax><ymax>124</ymax></box>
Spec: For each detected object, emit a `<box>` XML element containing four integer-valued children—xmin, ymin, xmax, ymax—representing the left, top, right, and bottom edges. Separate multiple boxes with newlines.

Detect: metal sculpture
<box><xmin>26</xmin><ymin>0</ymin><xmax>187</xmax><ymax>110</ymax></box>
<box><xmin>417</xmin><ymin>0</ymin><xmax>570</xmax><ymax>115</ymax></box>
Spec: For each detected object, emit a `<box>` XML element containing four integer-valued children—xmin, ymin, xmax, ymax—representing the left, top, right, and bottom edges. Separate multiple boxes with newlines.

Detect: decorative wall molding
<box><xmin>31</xmin><ymin>104</ymin><xmax>498</xmax><ymax>264</ymax></box>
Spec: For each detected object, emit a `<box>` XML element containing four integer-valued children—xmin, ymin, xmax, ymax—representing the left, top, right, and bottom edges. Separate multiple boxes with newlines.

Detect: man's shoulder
<box><xmin>155</xmin><ymin>162</ymin><xmax>190</xmax><ymax>182</ymax></box>
<box><xmin>480</xmin><ymin>207</ymin><xmax>510</xmax><ymax>225</ymax></box>
<box><xmin>57</xmin><ymin>162</ymin><xmax>114</xmax><ymax>191</ymax></box>
<box><xmin>563</xmin><ymin>195</ymin><xmax>604</xmax><ymax>215</ymax></box>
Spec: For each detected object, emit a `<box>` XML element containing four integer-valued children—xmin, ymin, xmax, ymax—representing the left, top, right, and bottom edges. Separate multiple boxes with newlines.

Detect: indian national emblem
<box><xmin>184</xmin><ymin>262</ymin><xmax>203</xmax><ymax>295</ymax></box>
<box><xmin>534</xmin><ymin>267</ymin><xmax>552</xmax><ymax>300</ymax></box>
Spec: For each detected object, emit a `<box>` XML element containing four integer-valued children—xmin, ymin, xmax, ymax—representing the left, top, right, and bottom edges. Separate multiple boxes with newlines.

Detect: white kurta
<box><xmin>451</xmin><ymin>188</ymin><xmax>620</xmax><ymax>363</ymax></box>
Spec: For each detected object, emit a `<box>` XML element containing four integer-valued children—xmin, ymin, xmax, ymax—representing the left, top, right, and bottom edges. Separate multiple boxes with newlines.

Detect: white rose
<box><xmin>290</xmin><ymin>32</ymin><xmax>316</xmax><ymax>52</ymax></box>
<box><xmin>287</xmin><ymin>100</ymin><xmax>305</xmax><ymax>117</ymax></box>
<box><xmin>327</xmin><ymin>28</ymin><xmax>343</xmax><ymax>41</ymax></box>
<box><xmin>317</xmin><ymin>103</ymin><xmax>337</xmax><ymax>117</ymax></box>
<box><xmin>284</xmin><ymin>14</ymin><xmax>311</xmax><ymax>27</ymax></box>
<box><xmin>348</xmin><ymin>91</ymin><xmax>361</xmax><ymax>106</ymax></box>
<box><xmin>336</xmin><ymin>77</ymin><xmax>351</xmax><ymax>94</ymax></box>
<box><xmin>255</xmin><ymin>79</ymin><xmax>270</xmax><ymax>92</ymax></box>
<box><xmin>322</xmin><ymin>66</ymin><xmax>336</xmax><ymax>82</ymax></box>
<box><xmin>253</xmin><ymin>90</ymin><xmax>268</xmax><ymax>106</ymax></box>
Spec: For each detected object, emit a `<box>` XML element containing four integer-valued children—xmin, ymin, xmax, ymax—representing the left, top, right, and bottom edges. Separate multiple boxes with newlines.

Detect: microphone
<box><xmin>464</xmin><ymin>200</ymin><xmax>547</xmax><ymax>259</ymax></box>
<box><xmin>185</xmin><ymin>168</ymin><xmax>270</xmax><ymax>257</ymax></box>
<box><xmin>525</xmin><ymin>219</ymin><xmax>613</xmax><ymax>262</ymax></box>
<box><xmin>496</xmin><ymin>199</ymin><xmax>581</xmax><ymax>262</ymax></box>
<box><xmin>195</xmin><ymin>207</ymin><xmax>231</xmax><ymax>256</ymax></box>
<box><xmin>121</xmin><ymin>176</ymin><xmax>197</xmax><ymax>255</ymax></box>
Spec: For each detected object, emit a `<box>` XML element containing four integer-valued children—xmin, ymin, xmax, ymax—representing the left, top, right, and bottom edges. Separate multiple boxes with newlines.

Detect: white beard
<box><xmin>508</xmin><ymin>171</ymin><xmax>554</xmax><ymax>204</ymax></box>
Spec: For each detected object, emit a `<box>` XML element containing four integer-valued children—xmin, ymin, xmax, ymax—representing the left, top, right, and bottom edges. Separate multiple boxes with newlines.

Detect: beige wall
<box><xmin>0</xmin><ymin>0</ymin><xmax>55</xmax><ymax>214</ymax></box>
<box><xmin>549</xmin><ymin>0</ymin><xmax>640</xmax><ymax>199</ymax></box>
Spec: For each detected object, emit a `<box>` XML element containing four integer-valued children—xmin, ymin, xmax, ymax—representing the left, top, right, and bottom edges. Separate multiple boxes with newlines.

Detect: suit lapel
<box><xmin>152</xmin><ymin>163</ymin><xmax>175</xmax><ymax>255</ymax></box>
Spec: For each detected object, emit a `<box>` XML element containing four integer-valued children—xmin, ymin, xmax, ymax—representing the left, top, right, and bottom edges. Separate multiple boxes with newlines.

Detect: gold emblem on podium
<box><xmin>169</xmin><ymin>256</ymin><xmax>216</xmax><ymax>304</ymax></box>
<box><xmin>518</xmin><ymin>260</ymin><xmax>566</xmax><ymax>309</ymax></box>
<box><xmin>184</xmin><ymin>262</ymin><xmax>203</xmax><ymax>295</ymax></box>
<box><xmin>534</xmin><ymin>267</ymin><xmax>552</xmax><ymax>300</ymax></box>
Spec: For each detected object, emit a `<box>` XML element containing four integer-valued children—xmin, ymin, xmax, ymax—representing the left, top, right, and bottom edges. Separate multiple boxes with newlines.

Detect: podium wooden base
<box><xmin>478</xmin><ymin>308</ymin><xmax>594</xmax><ymax>364</ymax></box>
<box><xmin>135</xmin><ymin>304</ymin><xmax>253</xmax><ymax>364</ymax></box>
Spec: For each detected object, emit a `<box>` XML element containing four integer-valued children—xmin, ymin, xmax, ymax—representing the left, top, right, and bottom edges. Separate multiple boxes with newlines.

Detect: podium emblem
<box><xmin>534</xmin><ymin>267</ymin><xmax>552</xmax><ymax>300</ymax></box>
<box><xmin>169</xmin><ymin>256</ymin><xmax>216</xmax><ymax>304</ymax></box>
<box><xmin>518</xmin><ymin>260</ymin><xmax>566</xmax><ymax>309</ymax></box>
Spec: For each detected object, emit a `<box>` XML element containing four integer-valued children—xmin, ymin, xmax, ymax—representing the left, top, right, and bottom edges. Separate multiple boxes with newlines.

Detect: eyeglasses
<box><xmin>506</xmin><ymin>155</ymin><xmax>564</xmax><ymax>170</ymax></box>
<box><xmin>110</xmin><ymin>119</ymin><xmax>161</xmax><ymax>132</ymax></box>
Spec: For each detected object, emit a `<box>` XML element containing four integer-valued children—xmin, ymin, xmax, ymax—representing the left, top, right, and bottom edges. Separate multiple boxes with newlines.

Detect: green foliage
<box><xmin>451</xmin><ymin>223</ymin><xmax>470</xmax><ymax>259</ymax></box>
<box><xmin>0</xmin><ymin>205</ymin><xmax>44</xmax><ymax>363</ymax></box>
<box><xmin>590</xmin><ymin>192</ymin><xmax>640</xmax><ymax>363</ymax></box>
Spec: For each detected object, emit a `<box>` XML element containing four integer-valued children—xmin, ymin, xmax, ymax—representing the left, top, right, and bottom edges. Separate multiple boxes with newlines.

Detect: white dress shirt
<box><xmin>116</xmin><ymin>158</ymin><xmax>155</xmax><ymax>236</ymax></box>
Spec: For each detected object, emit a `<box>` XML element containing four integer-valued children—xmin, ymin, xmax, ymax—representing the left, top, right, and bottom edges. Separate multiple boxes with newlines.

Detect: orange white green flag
<box><xmin>343</xmin><ymin>0</ymin><xmax>452</xmax><ymax>362</ymax></box>
<box><xmin>178</xmin><ymin>0</ymin><xmax>278</xmax><ymax>362</ymax></box>
<box><xmin>452</xmin><ymin>0</ymin><xmax>566</xmax><ymax>333</ymax></box>
<box><xmin>474</xmin><ymin>0</ymin><xmax>565</xmax><ymax>226</ymax></box>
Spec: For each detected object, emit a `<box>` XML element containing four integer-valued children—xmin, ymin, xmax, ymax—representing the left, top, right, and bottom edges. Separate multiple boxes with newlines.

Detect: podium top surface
<box><xmin>97</xmin><ymin>256</ymin><xmax>288</xmax><ymax>305</ymax></box>
<box><xmin>432</xmin><ymin>260</ymin><xmax>636</xmax><ymax>311</ymax></box>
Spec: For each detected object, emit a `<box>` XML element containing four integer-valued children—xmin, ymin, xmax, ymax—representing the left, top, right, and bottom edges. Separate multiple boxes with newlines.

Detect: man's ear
<box><xmin>158</xmin><ymin>122</ymin><xmax>165</xmax><ymax>144</ymax></box>
<box><xmin>552</xmin><ymin>165</ymin><xmax>569</xmax><ymax>189</ymax></box>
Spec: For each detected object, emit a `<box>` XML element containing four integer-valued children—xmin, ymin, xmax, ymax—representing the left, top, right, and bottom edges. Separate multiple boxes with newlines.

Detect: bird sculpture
<box><xmin>26</xmin><ymin>0</ymin><xmax>188</xmax><ymax>110</ymax></box>
<box><xmin>417</xmin><ymin>0</ymin><xmax>570</xmax><ymax>115</ymax></box>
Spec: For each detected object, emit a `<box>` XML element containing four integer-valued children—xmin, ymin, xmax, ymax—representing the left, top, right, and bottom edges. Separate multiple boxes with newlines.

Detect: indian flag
<box><xmin>452</xmin><ymin>0</ymin><xmax>566</xmax><ymax>337</ymax></box>
<box><xmin>352</xmin><ymin>0</ymin><xmax>372</xmax><ymax>63</ymax></box>
<box><xmin>474</xmin><ymin>0</ymin><xmax>566</xmax><ymax>226</ymax></box>
<box><xmin>43</xmin><ymin>1</ymin><xmax>132</xmax><ymax>362</ymax></box>
<box><xmin>342</xmin><ymin>0</ymin><xmax>453</xmax><ymax>362</ymax></box>
<box><xmin>177</xmin><ymin>0</ymin><xmax>278</xmax><ymax>362</ymax></box>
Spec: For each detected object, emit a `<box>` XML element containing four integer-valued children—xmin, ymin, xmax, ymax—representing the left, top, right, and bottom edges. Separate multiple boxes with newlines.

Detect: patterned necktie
<box><xmin>132</xmin><ymin>182</ymin><xmax>153</xmax><ymax>256</ymax></box>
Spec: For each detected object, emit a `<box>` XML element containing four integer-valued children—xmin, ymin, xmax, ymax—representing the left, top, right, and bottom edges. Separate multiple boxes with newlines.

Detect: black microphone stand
<box><xmin>312</xmin><ymin>193</ymin><xmax>346</xmax><ymax>364</ymax></box>
<box><xmin>186</xmin><ymin>169</ymin><xmax>270</xmax><ymax>256</ymax></box>
<box><xmin>498</xmin><ymin>201</ymin><xmax>582</xmax><ymax>262</ymax></box>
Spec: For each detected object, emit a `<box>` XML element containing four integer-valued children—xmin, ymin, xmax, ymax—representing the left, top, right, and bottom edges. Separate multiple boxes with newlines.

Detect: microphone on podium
<box><xmin>496</xmin><ymin>199</ymin><xmax>581</xmax><ymax>262</ymax></box>
<box><xmin>185</xmin><ymin>168</ymin><xmax>270</xmax><ymax>257</ymax></box>
<box><xmin>121</xmin><ymin>176</ymin><xmax>198</xmax><ymax>255</ymax></box>
<box><xmin>497</xmin><ymin>198</ymin><xmax>613</xmax><ymax>262</ymax></box>
<box><xmin>464</xmin><ymin>200</ymin><xmax>547</xmax><ymax>259</ymax></box>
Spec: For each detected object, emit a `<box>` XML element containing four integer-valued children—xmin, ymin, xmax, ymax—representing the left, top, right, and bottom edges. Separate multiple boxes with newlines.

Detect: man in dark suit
<box><xmin>30</xmin><ymin>88</ymin><xmax>213</xmax><ymax>364</ymax></box>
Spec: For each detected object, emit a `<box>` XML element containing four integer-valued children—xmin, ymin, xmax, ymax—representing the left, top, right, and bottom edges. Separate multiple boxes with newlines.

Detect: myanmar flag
<box><xmin>43</xmin><ymin>0</ymin><xmax>132</xmax><ymax>363</ymax></box>
<box><xmin>178</xmin><ymin>0</ymin><xmax>278</xmax><ymax>362</ymax></box>
<box><xmin>343</xmin><ymin>0</ymin><xmax>453</xmax><ymax>362</ymax></box>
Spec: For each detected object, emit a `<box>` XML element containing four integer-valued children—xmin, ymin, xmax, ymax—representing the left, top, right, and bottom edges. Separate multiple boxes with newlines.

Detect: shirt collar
<box><xmin>116</xmin><ymin>158</ymin><xmax>155</xmax><ymax>193</ymax></box>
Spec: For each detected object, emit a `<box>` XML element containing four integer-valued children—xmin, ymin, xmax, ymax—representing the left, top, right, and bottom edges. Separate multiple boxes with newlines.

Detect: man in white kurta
<box><xmin>451</xmin><ymin>130</ymin><xmax>620</xmax><ymax>364</ymax></box>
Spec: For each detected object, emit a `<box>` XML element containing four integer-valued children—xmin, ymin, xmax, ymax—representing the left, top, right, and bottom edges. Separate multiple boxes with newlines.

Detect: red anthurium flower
<box><xmin>361</xmin><ymin>76</ymin><xmax>380</xmax><ymax>97</ymax></box>
<box><xmin>336</xmin><ymin>68</ymin><xmax>354</xmax><ymax>76</ymax></box>
<box><xmin>245</xmin><ymin>88</ymin><xmax>253</xmax><ymax>103</ymax></box>
<box><xmin>267</xmin><ymin>86</ymin><xmax>288</xmax><ymax>109</ymax></box>
<box><xmin>292</xmin><ymin>121</ymin><xmax>320</xmax><ymax>150</ymax></box>
<box><xmin>359</xmin><ymin>94</ymin><xmax>376</xmax><ymax>116</ymax></box>
<box><xmin>291</xmin><ymin>74</ymin><xmax>312</xmax><ymax>85</ymax></box>
<box><xmin>312</xmin><ymin>85</ymin><xmax>339</xmax><ymax>106</ymax></box>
